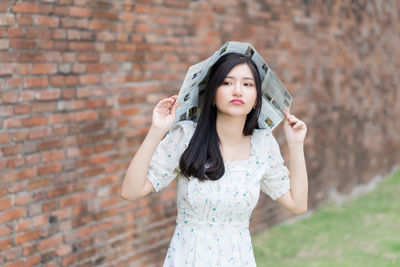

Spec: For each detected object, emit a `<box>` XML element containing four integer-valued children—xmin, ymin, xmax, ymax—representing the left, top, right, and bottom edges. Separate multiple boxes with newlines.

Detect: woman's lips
<box><xmin>230</xmin><ymin>99</ymin><xmax>244</xmax><ymax>104</ymax></box>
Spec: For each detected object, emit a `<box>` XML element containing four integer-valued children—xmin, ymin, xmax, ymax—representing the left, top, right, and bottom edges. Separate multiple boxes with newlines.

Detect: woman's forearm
<box><xmin>121</xmin><ymin>127</ymin><xmax>167</xmax><ymax>201</ymax></box>
<box><xmin>288</xmin><ymin>142</ymin><xmax>308</xmax><ymax>212</ymax></box>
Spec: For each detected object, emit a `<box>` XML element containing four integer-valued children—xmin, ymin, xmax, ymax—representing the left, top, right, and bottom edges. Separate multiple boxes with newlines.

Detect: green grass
<box><xmin>253</xmin><ymin>169</ymin><xmax>400</xmax><ymax>267</ymax></box>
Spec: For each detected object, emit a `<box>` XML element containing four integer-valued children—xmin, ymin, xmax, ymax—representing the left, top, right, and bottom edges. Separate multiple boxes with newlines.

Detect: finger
<box><xmin>293</xmin><ymin>121</ymin><xmax>303</xmax><ymax>128</ymax></box>
<box><xmin>282</xmin><ymin>109</ymin><xmax>290</xmax><ymax>117</ymax></box>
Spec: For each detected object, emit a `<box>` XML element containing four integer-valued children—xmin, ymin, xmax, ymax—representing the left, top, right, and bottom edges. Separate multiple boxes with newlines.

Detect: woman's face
<box><xmin>214</xmin><ymin>63</ymin><xmax>257</xmax><ymax>118</ymax></box>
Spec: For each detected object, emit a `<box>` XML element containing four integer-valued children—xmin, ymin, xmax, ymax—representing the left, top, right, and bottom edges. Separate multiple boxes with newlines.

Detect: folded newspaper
<box><xmin>174</xmin><ymin>41</ymin><xmax>292</xmax><ymax>131</ymax></box>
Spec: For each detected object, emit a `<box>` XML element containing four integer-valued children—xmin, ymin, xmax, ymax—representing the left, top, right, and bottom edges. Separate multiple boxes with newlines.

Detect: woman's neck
<box><xmin>215</xmin><ymin>113</ymin><xmax>247</xmax><ymax>145</ymax></box>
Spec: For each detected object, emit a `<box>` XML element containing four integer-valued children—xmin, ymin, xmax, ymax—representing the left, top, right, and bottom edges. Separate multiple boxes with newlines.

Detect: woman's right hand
<box><xmin>151</xmin><ymin>94</ymin><xmax>180</xmax><ymax>133</ymax></box>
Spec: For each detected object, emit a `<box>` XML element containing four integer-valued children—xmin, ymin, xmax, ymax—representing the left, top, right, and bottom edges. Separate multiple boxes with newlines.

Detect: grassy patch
<box><xmin>253</xmin><ymin>170</ymin><xmax>400</xmax><ymax>267</ymax></box>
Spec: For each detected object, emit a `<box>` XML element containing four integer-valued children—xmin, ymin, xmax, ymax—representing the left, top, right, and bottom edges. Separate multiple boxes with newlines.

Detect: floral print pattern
<box><xmin>147</xmin><ymin>120</ymin><xmax>290</xmax><ymax>266</ymax></box>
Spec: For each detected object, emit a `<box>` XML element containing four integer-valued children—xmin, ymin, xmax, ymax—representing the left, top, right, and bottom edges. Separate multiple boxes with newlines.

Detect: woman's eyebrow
<box><xmin>226</xmin><ymin>76</ymin><xmax>254</xmax><ymax>81</ymax></box>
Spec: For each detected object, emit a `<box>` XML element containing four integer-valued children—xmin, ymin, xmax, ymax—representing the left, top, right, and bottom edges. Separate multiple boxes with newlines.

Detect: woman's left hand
<box><xmin>282</xmin><ymin>109</ymin><xmax>307</xmax><ymax>144</ymax></box>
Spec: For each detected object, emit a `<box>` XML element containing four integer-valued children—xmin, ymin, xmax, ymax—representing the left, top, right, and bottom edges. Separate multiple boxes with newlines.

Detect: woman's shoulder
<box><xmin>253</xmin><ymin>126</ymin><xmax>272</xmax><ymax>138</ymax></box>
<box><xmin>170</xmin><ymin>120</ymin><xmax>197</xmax><ymax>136</ymax></box>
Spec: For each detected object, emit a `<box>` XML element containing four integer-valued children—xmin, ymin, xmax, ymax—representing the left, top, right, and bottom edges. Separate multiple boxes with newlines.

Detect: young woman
<box><xmin>121</xmin><ymin>52</ymin><xmax>308</xmax><ymax>266</ymax></box>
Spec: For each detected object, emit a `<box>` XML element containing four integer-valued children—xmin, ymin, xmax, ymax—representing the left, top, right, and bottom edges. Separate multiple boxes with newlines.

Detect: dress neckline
<box><xmin>223</xmin><ymin>130</ymin><xmax>256</xmax><ymax>165</ymax></box>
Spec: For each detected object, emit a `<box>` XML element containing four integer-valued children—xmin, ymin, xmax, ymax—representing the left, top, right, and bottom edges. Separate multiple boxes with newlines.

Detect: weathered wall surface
<box><xmin>0</xmin><ymin>0</ymin><xmax>399</xmax><ymax>265</ymax></box>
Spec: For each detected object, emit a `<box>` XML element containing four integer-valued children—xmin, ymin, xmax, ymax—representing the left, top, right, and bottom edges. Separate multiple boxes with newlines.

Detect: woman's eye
<box><xmin>244</xmin><ymin>83</ymin><xmax>254</xmax><ymax>87</ymax></box>
<box><xmin>222</xmin><ymin>81</ymin><xmax>231</xmax><ymax>85</ymax></box>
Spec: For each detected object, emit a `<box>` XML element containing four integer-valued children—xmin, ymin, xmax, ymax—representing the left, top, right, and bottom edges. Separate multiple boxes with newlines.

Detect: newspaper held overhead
<box><xmin>175</xmin><ymin>41</ymin><xmax>292</xmax><ymax>131</ymax></box>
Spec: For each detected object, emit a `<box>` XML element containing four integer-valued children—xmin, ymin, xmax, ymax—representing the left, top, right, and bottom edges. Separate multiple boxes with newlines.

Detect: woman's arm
<box><xmin>277</xmin><ymin>142</ymin><xmax>308</xmax><ymax>214</ymax></box>
<box><xmin>121</xmin><ymin>127</ymin><xmax>166</xmax><ymax>201</ymax></box>
<box><xmin>276</xmin><ymin>110</ymin><xmax>308</xmax><ymax>214</ymax></box>
<box><xmin>121</xmin><ymin>95</ymin><xmax>180</xmax><ymax>201</ymax></box>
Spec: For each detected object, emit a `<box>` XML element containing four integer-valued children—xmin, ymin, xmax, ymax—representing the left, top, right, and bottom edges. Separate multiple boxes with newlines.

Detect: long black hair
<box><xmin>179</xmin><ymin>52</ymin><xmax>263</xmax><ymax>181</ymax></box>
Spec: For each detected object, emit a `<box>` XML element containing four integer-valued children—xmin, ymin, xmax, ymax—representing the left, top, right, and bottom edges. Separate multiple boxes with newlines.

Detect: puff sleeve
<box><xmin>260</xmin><ymin>131</ymin><xmax>291</xmax><ymax>201</ymax></box>
<box><xmin>147</xmin><ymin>120</ymin><xmax>195</xmax><ymax>192</ymax></box>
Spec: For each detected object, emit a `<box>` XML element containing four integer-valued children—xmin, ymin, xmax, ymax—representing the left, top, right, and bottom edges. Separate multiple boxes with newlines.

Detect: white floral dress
<box><xmin>147</xmin><ymin>120</ymin><xmax>290</xmax><ymax>267</ymax></box>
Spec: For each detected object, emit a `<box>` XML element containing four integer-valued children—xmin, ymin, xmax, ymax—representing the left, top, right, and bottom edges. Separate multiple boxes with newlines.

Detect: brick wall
<box><xmin>0</xmin><ymin>0</ymin><xmax>399</xmax><ymax>266</ymax></box>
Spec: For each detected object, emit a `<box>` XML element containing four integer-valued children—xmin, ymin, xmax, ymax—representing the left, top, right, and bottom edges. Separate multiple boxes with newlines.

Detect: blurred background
<box><xmin>0</xmin><ymin>0</ymin><xmax>399</xmax><ymax>266</ymax></box>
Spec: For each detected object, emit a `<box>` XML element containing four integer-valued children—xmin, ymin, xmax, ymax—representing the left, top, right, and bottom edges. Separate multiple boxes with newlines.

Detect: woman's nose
<box><xmin>232</xmin><ymin>82</ymin><xmax>242</xmax><ymax>95</ymax></box>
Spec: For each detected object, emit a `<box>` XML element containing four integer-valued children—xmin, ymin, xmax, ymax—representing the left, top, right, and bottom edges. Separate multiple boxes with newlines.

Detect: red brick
<box><xmin>0</xmin><ymin>197</ymin><xmax>12</xmax><ymax>211</ymax></box>
<box><xmin>13</xmin><ymin>104</ymin><xmax>31</xmax><ymax>115</ymax></box>
<box><xmin>36</xmin><ymin>16</ymin><xmax>59</xmax><ymax>28</ymax></box>
<box><xmin>4</xmin><ymin>77</ymin><xmax>22</xmax><ymax>89</ymax></box>
<box><xmin>86</xmin><ymin>63</ymin><xmax>106</xmax><ymax>73</ymax></box>
<box><xmin>49</xmin><ymin>75</ymin><xmax>64</xmax><ymax>86</ymax></box>
<box><xmin>4</xmin><ymin>118</ymin><xmax>21</xmax><ymax>129</ymax></box>
<box><xmin>42</xmin><ymin>150</ymin><xmax>64</xmax><ymax>162</ymax></box>
<box><xmin>15</xmin><ymin>64</ymin><xmax>30</xmax><ymax>75</ymax></box>
<box><xmin>60</xmin><ymin>17</ymin><xmax>76</xmax><ymax>28</ymax></box>
<box><xmin>37</xmin><ymin>164</ymin><xmax>62</xmax><ymax>176</ymax></box>
<box><xmin>0</xmin><ymin>1</ymin><xmax>11</xmax><ymax>12</ymax></box>
<box><xmin>77</xmin><ymin>52</ymin><xmax>99</xmax><ymax>62</ymax></box>
<box><xmin>20</xmin><ymin>91</ymin><xmax>34</xmax><ymax>101</ymax></box>
<box><xmin>0</xmin><ymin>133</ymin><xmax>8</xmax><ymax>144</ymax></box>
<box><xmin>89</xmin><ymin>19</ymin><xmax>112</xmax><ymax>30</ymax></box>
<box><xmin>58</xmin><ymin>77</ymin><xmax>74</xmax><ymax>88</ymax></box>
<box><xmin>26</xmin><ymin>28</ymin><xmax>53</xmax><ymax>39</ymax></box>
<box><xmin>19</xmin><ymin>167</ymin><xmax>37</xmax><ymax>180</ymax></box>
<box><xmin>34</xmin><ymin>89</ymin><xmax>61</xmax><ymax>101</ymax></box>
<box><xmin>7</xmin><ymin>28</ymin><xmax>23</xmax><ymax>38</ymax></box>
<box><xmin>15</xmin><ymin>193</ymin><xmax>31</xmax><ymax>206</ymax></box>
<box><xmin>0</xmin><ymin>238</ymin><xmax>13</xmax><ymax>252</ymax></box>
<box><xmin>32</xmin><ymin>64</ymin><xmax>57</xmax><ymax>75</ymax></box>
<box><xmin>119</xmin><ymin>12</ymin><xmax>134</xmax><ymax>22</ymax></box>
<box><xmin>0</xmin><ymin>39</ymin><xmax>9</xmax><ymax>50</ymax></box>
<box><xmin>21</xmin><ymin>116</ymin><xmax>48</xmax><ymax>127</ymax></box>
<box><xmin>38</xmin><ymin>235</ymin><xmax>62</xmax><ymax>250</ymax></box>
<box><xmin>22</xmin><ymin>243</ymin><xmax>36</xmax><ymax>257</ymax></box>
<box><xmin>121</xmin><ymin>107</ymin><xmax>141</xmax><ymax>116</ymax></box>
<box><xmin>25</xmin><ymin>255</ymin><xmax>41</xmax><ymax>267</ymax></box>
<box><xmin>48</xmin><ymin>185</ymin><xmax>72</xmax><ymax>198</ymax></box>
<box><xmin>16</xmin><ymin>219</ymin><xmax>32</xmax><ymax>232</ymax></box>
<box><xmin>38</xmin><ymin>39</ymin><xmax>54</xmax><ymax>50</ymax></box>
<box><xmin>0</xmin><ymin>208</ymin><xmax>26</xmax><ymax>223</ymax></box>
<box><xmin>15</xmin><ymin>230</ymin><xmax>41</xmax><ymax>245</ymax></box>
<box><xmin>27</xmin><ymin>178</ymin><xmax>51</xmax><ymax>191</ymax></box>
<box><xmin>32</xmin><ymin>214</ymin><xmax>47</xmax><ymax>228</ymax></box>
<box><xmin>79</xmin><ymin>74</ymin><xmax>100</xmax><ymax>85</ymax></box>
<box><xmin>56</xmin><ymin>244</ymin><xmax>72</xmax><ymax>256</ymax></box>
<box><xmin>0</xmin><ymin>63</ymin><xmax>12</xmax><ymax>76</ymax></box>
<box><xmin>17</xmin><ymin>15</ymin><xmax>33</xmax><ymax>26</ymax></box>
<box><xmin>69</xmin><ymin>41</ymin><xmax>94</xmax><ymax>51</ymax></box>
<box><xmin>8</xmin><ymin>181</ymin><xmax>26</xmax><ymax>194</ymax></box>
<box><xmin>85</xmin><ymin>99</ymin><xmax>107</xmax><ymax>108</ymax></box>
<box><xmin>0</xmin><ymin>14</ymin><xmax>14</xmax><ymax>26</ymax></box>
<box><xmin>93</xmin><ymin>10</ymin><xmax>116</xmax><ymax>20</ymax></box>
<box><xmin>31</xmin><ymin>102</ymin><xmax>57</xmax><ymax>113</ymax></box>
<box><xmin>42</xmin><ymin>201</ymin><xmax>57</xmax><ymax>213</ymax></box>
<box><xmin>18</xmin><ymin>52</ymin><xmax>46</xmax><ymax>63</ymax></box>
<box><xmin>0</xmin><ymin>51</ymin><xmax>15</xmax><ymax>61</ymax></box>
<box><xmin>9</xmin><ymin>130</ymin><xmax>28</xmax><ymax>142</ymax></box>
<box><xmin>69</xmin><ymin>6</ymin><xmax>91</xmax><ymax>18</ymax></box>
<box><xmin>38</xmin><ymin>139</ymin><xmax>62</xmax><ymax>151</ymax></box>
<box><xmin>24</xmin><ymin>77</ymin><xmax>49</xmax><ymax>88</ymax></box>
<box><xmin>0</xmin><ymin>224</ymin><xmax>12</xmax><ymax>237</ymax></box>
<box><xmin>1</xmin><ymin>91</ymin><xmax>19</xmax><ymax>103</ymax></box>
<box><xmin>4</xmin><ymin>248</ymin><xmax>22</xmax><ymax>262</ymax></box>
<box><xmin>28</xmin><ymin>128</ymin><xmax>51</xmax><ymax>140</ymax></box>
<box><xmin>2</xmin><ymin>144</ymin><xmax>20</xmax><ymax>156</ymax></box>
<box><xmin>10</xmin><ymin>39</ymin><xmax>37</xmax><ymax>50</ymax></box>
<box><xmin>13</xmin><ymin>2</ymin><xmax>53</xmax><ymax>14</ymax></box>
<box><xmin>53</xmin><ymin>29</ymin><xmax>66</xmax><ymax>39</ymax></box>
<box><xmin>12</xmin><ymin>2</ymin><xmax>39</xmax><ymax>13</ymax></box>
<box><xmin>48</xmin><ymin>114</ymin><xmax>63</xmax><ymax>124</ymax></box>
